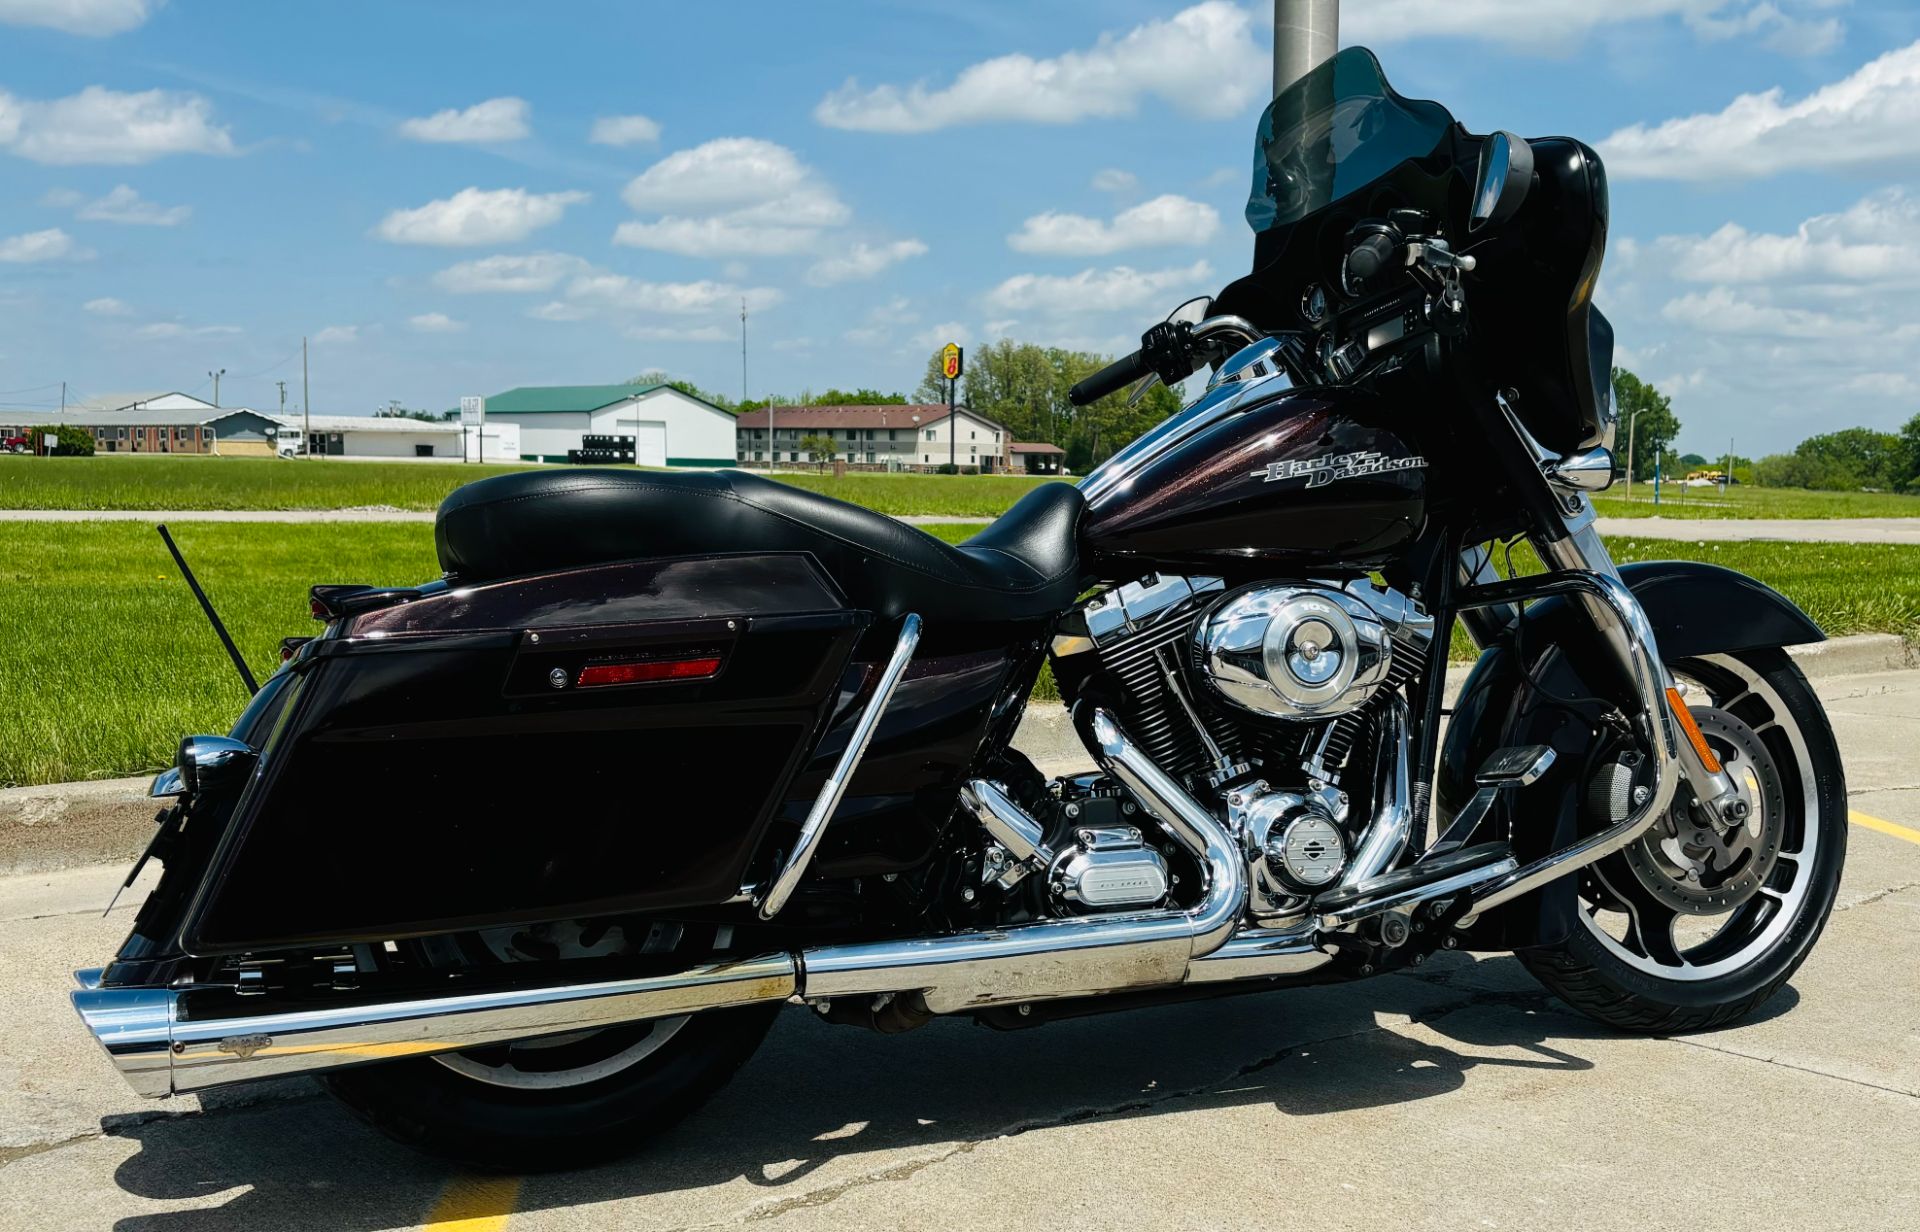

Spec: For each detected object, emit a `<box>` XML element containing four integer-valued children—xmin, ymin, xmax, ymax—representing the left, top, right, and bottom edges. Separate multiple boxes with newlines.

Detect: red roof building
<box><xmin>735</xmin><ymin>404</ymin><xmax>1011</xmax><ymax>471</ymax></box>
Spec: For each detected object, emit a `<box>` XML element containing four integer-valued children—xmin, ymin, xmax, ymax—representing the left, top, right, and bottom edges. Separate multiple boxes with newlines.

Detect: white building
<box><xmin>481</xmin><ymin>383</ymin><xmax>737</xmax><ymax>466</ymax></box>
<box><xmin>270</xmin><ymin>414</ymin><xmax>520</xmax><ymax>460</ymax></box>
<box><xmin>732</xmin><ymin>404</ymin><xmax>1010</xmax><ymax>471</ymax></box>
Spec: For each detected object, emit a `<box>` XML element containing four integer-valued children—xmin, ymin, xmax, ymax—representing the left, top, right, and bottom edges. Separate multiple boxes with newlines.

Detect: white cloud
<box><xmin>913</xmin><ymin>320</ymin><xmax>972</xmax><ymax>351</ymax></box>
<box><xmin>815</xmin><ymin>1</ymin><xmax>1263</xmax><ymax>132</ymax></box>
<box><xmin>74</xmin><ymin>183</ymin><xmax>190</xmax><ymax>225</ymax></box>
<box><xmin>528</xmin><ymin>299</ymin><xmax>591</xmax><ymax>322</ymax></box>
<box><xmin>626</xmin><ymin>324</ymin><xmax>733</xmax><ymax>342</ymax></box>
<box><xmin>1652</xmin><ymin>189</ymin><xmax>1920</xmax><ymax>285</ymax></box>
<box><xmin>614</xmin><ymin>216</ymin><xmax>819</xmax><ymax>257</ymax></box>
<box><xmin>0</xmin><ymin>85</ymin><xmax>235</xmax><ymax>164</ymax></box>
<box><xmin>563</xmin><ymin>272</ymin><xmax>781</xmax><ymax>316</ymax></box>
<box><xmin>375</xmin><ymin>187</ymin><xmax>588</xmax><ymax>246</ymax></box>
<box><xmin>408</xmin><ymin>312</ymin><xmax>465</xmax><ymax>333</ymax></box>
<box><xmin>806</xmin><ymin>239</ymin><xmax>928</xmax><ymax>286</ymax></box>
<box><xmin>1091</xmin><ymin>168</ymin><xmax>1138</xmax><ymax>194</ymax></box>
<box><xmin>986</xmin><ymin>259</ymin><xmax>1213</xmax><ymax>315</ymax></box>
<box><xmin>1661</xmin><ymin>286</ymin><xmax>1850</xmax><ymax>337</ymax></box>
<box><xmin>312</xmin><ymin>324</ymin><xmax>359</xmax><ymax>344</ymax></box>
<box><xmin>590</xmin><ymin>114</ymin><xmax>661</xmax><ymax>146</ymax></box>
<box><xmin>398</xmin><ymin>97</ymin><xmax>530</xmax><ymax>144</ymax></box>
<box><xmin>1346</xmin><ymin>1</ymin><xmax>1845</xmax><ymax>55</ymax></box>
<box><xmin>0</xmin><ymin>0</ymin><xmax>152</xmax><ymax>36</ymax></box>
<box><xmin>1844</xmin><ymin>371</ymin><xmax>1918</xmax><ymax>398</ymax></box>
<box><xmin>82</xmin><ymin>295</ymin><xmax>128</xmax><ymax>314</ymax></box>
<box><xmin>0</xmin><ymin>227</ymin><xmax>85</xmax><ymax>261</ymax></box>
<box><xmin>135</xmin><ymin>321</ymin><xmax>240</xmax><ymax>339</ymax></box>
<box><xmin>1008</xmin><ymin>194</ymin><xmax>1218</xmax><ymax>256</ymax></box>
<box><xmin>433</xmin><ymin>251</ymin><xmax>589</xmax><ymax>293</ymax></box>
<box><xmin>1601</xmin><ymin>40</ymin><xmax>1920</xmax><ymax>182</ymax></box>
<box><xmin>617</xmin><ymin>136</ymin><xmax>849</xmax><ymax>257</ymax></box>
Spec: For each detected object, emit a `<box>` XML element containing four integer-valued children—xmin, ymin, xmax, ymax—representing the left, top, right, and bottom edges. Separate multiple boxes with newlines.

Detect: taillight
<box><xmin>576</xmin><ymin>655</ymin><xmax>722</xmax><ymax>688</ymax></box>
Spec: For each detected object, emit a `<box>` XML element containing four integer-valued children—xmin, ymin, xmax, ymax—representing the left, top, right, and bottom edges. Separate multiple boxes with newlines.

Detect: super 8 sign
<box><xmin>941</xmin><ymin>343</ymin><xmax>963</xmax><ymax>381</ymax></box>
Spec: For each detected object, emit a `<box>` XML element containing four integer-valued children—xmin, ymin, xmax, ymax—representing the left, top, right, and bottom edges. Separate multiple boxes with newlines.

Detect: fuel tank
<box><xmin>1081</xmin><ymin>356</ymin><xmax>1426</xmax><ymax>574</ymax></box>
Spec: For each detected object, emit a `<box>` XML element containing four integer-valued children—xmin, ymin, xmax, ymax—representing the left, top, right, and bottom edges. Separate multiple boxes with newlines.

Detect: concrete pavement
<box><xmin>2</xmin><ymin>667</ymin><xmax>1918</xmax><ymax>1229</ymax></box>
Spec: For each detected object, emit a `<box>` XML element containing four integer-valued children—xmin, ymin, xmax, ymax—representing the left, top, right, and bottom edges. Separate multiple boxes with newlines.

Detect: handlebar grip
<box><xmin>1069</xmin><ymin>349</ymin><xmax>1152</xmax><ymax>406</ymax></box>
<box><xmin>1345</xmin><ymin>231</ymin><xmax>1398</xmax><ymax>286</ymax></box>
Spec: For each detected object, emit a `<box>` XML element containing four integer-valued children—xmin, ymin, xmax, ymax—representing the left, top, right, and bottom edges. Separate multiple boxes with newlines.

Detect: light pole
<box><xmin>1624</xmin><ymin>407</ymin><xmax>1649</xmax><ymax>499</ymax></box>
<box><xmin>208</xmin><ymin>368</ymin><xmax>225</xmax><ymax>408</ymax></box>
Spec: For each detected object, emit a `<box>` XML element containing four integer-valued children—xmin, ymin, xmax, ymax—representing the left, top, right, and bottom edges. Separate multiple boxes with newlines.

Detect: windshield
<box><xmin>1247</xmin><ymin>47</ymin><xmax>1455</xmax><ymax>234</ymax></box>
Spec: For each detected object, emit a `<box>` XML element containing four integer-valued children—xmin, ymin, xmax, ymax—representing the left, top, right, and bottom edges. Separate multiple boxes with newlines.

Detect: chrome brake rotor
<box><xmin>1625</xmin><ymin>708</ymin><xmax>1785</xmax><ymax>916</ymax></box>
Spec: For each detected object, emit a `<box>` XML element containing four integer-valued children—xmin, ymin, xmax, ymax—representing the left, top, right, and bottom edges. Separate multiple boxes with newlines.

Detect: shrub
<box><xmin>24</xmin><ymin>424</ymin><xmax>94</xmax><ymax>456</ymax></box>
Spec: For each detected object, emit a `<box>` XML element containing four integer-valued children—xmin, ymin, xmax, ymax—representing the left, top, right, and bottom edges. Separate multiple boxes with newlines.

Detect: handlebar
<box><xmin>1345</xmin><ymin>231</ymin><xmax>1398</xmax><ymax>287</ymax></box>
<box><xmin>1068</xmin><ymin>315</ymin><xmax>1265</xmax><ymax>406</ymax></box>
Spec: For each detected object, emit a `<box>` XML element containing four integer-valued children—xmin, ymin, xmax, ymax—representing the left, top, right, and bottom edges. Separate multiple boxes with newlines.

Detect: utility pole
<box><xmin>1724</xmin><ymin>435</ymin><xmax>1733</xmax><ymax>497</ymax></box>
<box><xmin>276</xmin><ymin>380</ymin><xmax>287</xmax><ymax>416</ymax></box>
<box><xmin>208</xmin><ymin>368</ymin><xmax>226</xmax><ymax>408</ymax></box>
<box><xmin>1273</xmin><ymin>0</ymin><xmax>1339</xmax><ymax>96</ymax></box>
<box><xmin>59</xmin><ymin>381</ymin><xmax>66</xmax><ymax>418</ymax></box>
<box><xmin>301</xmin><ymin>336</ymin><xmax>311</xmax><ymax>460</ymax></box>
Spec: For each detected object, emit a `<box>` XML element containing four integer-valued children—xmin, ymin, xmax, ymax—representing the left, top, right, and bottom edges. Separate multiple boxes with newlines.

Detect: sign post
<box><xmin>941</xmin><ymin>343</ymin><xmax>963</xmax><ymax>471</ymax></box>
<box><xmin>460</xmin><ymin>396</ymin><xmax>485</xmax><ymax>465</ymax></box>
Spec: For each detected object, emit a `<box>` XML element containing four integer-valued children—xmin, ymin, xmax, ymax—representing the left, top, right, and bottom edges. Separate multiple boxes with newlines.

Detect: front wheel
<box><xmin>1520</xmin><ymin>648</ymin><xmax>1847</xmax><ymax>1033</ymax></box>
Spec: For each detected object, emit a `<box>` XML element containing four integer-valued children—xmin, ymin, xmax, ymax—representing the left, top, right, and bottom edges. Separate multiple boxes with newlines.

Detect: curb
<box><xmin>4</xmin><ymin>633</ymin><xmax>1913</xmax><ymax>878</ymax></box>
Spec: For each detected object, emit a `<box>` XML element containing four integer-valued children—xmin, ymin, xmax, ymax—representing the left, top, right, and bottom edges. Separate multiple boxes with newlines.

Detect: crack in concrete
<box><xmin>723</xmin><ymin>978</ymin><xmax>1545</xmax><ymax>1225</ymax></box>
<box><xmin>1848</xmin><ymin>783</ymin><xmax>1920</xmax><ymax>796</ymax></box>
<box><xmin>1663</xmin><ymin>1035</ymin><xmax>1919</xmax><ymax>1100</ymax></box>
<box><xmin>0</xmin><ymin>1092</ymin><xmax>326</xmax><ymax>1174</ymax></box>
<box><xmin>1835</xmin><ymin>879</ymin><xmax>1920</xmax><ymax>913</ymax></box>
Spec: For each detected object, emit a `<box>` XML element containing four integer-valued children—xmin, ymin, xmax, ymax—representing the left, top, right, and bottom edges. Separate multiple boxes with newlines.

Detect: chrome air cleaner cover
<box><xmin>1195</xmin><ymin>584</ymin><xmax>1392</xmax><ymax>720</ymax></box>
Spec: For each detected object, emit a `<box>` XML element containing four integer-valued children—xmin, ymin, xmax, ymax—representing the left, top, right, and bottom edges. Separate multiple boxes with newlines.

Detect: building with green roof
<box><xmin>481</xmin><ymin>382</ymin><xmax>737</xmax><ymax>466</ymax></box>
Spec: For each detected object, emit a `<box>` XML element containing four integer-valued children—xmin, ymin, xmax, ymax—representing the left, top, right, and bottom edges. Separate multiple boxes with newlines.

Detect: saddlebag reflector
<box><xmin>577</xmin><ymin>654</ymin><xmax>722</xmax><ymax>688</ymax></box>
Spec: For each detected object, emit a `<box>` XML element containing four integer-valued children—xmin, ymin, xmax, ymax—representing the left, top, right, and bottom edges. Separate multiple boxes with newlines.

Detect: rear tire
<box><xmin>321</xmin><ymin>1004</ymin><xmax>779</xmax><ymax>1171</ymax></box>
<box><xmin>1519</xmin><ymin>648</ymin><xmax>1847</xmax><ymax>1034</ymax></box>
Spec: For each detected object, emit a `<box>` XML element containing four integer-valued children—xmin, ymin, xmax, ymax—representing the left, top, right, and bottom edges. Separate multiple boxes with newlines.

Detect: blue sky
<box><xmin>2</xmin><ymin>0</ymin><xmax>1918</xmax><ymax>456</ymax></box>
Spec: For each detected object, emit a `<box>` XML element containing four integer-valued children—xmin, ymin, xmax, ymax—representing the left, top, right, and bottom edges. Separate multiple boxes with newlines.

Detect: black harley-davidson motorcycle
<box><xmin>73</xmin><ymin>48</ymin><xmax>1846</xmax><ymax>1169</ymax></box>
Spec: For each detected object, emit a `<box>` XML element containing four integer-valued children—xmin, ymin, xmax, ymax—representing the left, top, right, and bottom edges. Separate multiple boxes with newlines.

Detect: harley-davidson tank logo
<box><xmin>1249</xmin><ymin>450</ymin><xmax>1427</xmax><ymax>487</ymax></box>
<box><xmin>217</xmin><ymin>1033</ymin><xmax>273</xmax><ymax>1059</ymax></box>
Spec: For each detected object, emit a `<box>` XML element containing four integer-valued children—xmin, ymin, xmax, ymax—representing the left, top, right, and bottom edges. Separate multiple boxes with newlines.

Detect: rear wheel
<box><xmin>1519</xmin><ymin>648</ymin><xmax>1847</xmax><ymax>1033</ymax></box>
<box><xmin>321</xmin><ymin>921</ymin><xmax>779</xmax><ymax>1170</ymax></box>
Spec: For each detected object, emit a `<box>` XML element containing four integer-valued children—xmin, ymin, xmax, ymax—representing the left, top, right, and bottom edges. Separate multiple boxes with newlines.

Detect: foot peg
<box><xmin>1424</xmin><ymin>745</ymin><xmax>1555</xmax><ymax>860</ymax></box>
<box><xmin>1315</xmin><ymin>842</ymin><xmax>1518</xmax><ymax>926</ymax></box>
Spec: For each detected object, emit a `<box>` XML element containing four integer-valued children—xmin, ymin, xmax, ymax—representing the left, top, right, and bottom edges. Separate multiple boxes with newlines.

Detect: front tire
<box><xmin>1519</xmin><ymin>648</ymin><xmax>1847</xmax><ymax>1033</ymax></box>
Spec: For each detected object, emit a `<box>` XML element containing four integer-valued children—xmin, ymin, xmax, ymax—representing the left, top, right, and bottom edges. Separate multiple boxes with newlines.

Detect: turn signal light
<box><xmin>1666</xmin><ymin>687</ymin><xmax>1723</xmax><ymax>775</ymax></box>
<box><xmin>576</xmin><ymin>656</ymin><xmax>722</xmax><ymax>688</ymax></box>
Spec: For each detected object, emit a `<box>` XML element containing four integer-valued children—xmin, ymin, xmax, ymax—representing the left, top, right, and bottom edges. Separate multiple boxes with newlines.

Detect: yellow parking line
<box><xmin>424</xmin><ymin>1176</ymin><xmax>522</xmax><ymax>1231</ymax></box>
<box><xmin>1850</xmin><ymin>810</ymin><xmax>1920</xmax><ymax>847</ymax></box>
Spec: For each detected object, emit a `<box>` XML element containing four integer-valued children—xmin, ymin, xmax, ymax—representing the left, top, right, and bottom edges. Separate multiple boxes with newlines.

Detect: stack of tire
<box><xmin>567</xmin><ymin>434</ymin><xmax>636</xmax><ymax>465</ymax></box>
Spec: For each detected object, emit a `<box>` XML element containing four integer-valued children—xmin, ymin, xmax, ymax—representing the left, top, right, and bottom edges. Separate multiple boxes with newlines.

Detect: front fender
<box><xmin>1438</xmin><ymin>561</ymin><xmax>1821</xmax><ymax>949</ymax></box>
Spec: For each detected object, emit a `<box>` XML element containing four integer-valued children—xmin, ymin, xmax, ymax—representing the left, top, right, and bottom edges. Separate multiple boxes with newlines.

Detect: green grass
<box><xmin>1591</xmin><ymin>483</ymin><xmax>1920</xmax><ymax>520</ymax></box>
<box><xmin>0</xmin><ymin>523</ymin><xmax>437</xmax><ymax>788</ymax></box>
<box><xmin>5</xmin><ymin>520</ymin><xmax>1915</xmax><ymax>788</ymax></box>
<box><xmin>0</xmin><ymin>455</ymin><xmax>1061</xmax><ymax>518</ymax></box>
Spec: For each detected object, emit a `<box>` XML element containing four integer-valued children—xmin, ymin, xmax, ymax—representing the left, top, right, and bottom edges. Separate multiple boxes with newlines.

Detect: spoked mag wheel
<box><xmin>321</xmin><ymin>921</ymin><xmax>779</xmax><ymax>1170</ymax></box>
<box><xmin>1521</xmin><ymin>648</ymin><xmax>1848</xmax><ymax>1033</ymax></box>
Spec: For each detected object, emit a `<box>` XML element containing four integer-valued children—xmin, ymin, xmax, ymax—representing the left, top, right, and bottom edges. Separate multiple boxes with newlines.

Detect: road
<box><xmin>7</xmin><ymin>507</ymin><xmax>1920</xmax><ymax>543</ymax></box>
<box><xmin>4</xmin><ymin>667</ymin><xmax>1919</xmax><ymax>1231</ymax></box>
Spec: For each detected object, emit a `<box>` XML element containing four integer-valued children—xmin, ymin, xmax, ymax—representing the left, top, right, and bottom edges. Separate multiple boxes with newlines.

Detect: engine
<box><xmin>1049</xmin><ymin>573</ymin><xmax>1433</xmax><ymax>919</ymax></box>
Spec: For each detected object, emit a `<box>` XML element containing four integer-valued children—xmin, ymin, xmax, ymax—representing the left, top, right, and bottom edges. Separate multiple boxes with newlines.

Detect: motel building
<box><xmin>733</xmin><ymin>404</ymin><xmax>1011</xmax><ymax>472</ymax></box>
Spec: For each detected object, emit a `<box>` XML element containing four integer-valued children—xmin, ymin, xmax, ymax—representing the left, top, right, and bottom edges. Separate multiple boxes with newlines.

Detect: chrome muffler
<box><xmin>75</xmin><ymin>709</ymin><xmax>1316</xmax><ymax>1098</ymax></box>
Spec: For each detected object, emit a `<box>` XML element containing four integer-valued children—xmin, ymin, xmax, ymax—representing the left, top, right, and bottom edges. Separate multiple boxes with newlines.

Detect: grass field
<box><xmin>1590</xmin><ymin>483</ymin><xmax>1920</xmax><ymax>520</ymax></box>
<box><xmin>6</xmin><ymin>454</ymin><xmax>1916</xmax><ymax>520</ymax></box>
<box><xmin>5</xmin><ymin>519</ymin><xmax>1915</xmax><ymax>788</ymax></box>
<box><xmin>0</xmin><ymin>455</ymin><xmax>1060</xmax><ymax>518</ymax></box>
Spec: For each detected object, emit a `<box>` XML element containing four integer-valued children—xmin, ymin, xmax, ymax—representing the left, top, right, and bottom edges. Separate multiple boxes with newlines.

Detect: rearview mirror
<box><xmin>1166</xmin><ymin>296</ymin><xmax>1212</xmax><ymax>326</ymax></box>
<box><xmin>1470</xmin><ymin>131</ymin><xmax>1534</xmax><ymax>232</ymax></box>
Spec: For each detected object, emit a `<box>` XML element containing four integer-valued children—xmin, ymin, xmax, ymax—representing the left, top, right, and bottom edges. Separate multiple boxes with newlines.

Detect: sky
<box><xmin>2</xmin><ymin>0</ymin><xmax>1918</xmax><ymax>457</ymax></box>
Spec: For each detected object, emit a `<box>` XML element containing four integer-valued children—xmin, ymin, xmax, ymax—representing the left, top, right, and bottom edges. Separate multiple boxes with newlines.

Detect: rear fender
<box><xmin>1440</xmin><ymin>561</ymin><xmax>1822</xmax><ymax>949</ymax></box>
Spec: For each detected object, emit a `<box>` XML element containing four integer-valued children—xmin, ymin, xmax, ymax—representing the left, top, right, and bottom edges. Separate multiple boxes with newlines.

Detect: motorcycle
<box><xmin>72</xmin><ymin>48</ymin><xmax>1847</xmax><ymax>1170</ymax></box>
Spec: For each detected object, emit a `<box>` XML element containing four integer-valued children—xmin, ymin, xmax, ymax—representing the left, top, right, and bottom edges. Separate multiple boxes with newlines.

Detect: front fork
<box><xmin>1457</xmin><ymin>494</ymin><xmax>1744</xmax><ymax>824</ymax></box>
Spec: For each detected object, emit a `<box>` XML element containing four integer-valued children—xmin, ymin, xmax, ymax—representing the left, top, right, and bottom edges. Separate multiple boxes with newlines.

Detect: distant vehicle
<box><xmin>2</xmin><ymin>434</ymin><xmax>31</xmax><ymax>454</ymax></box>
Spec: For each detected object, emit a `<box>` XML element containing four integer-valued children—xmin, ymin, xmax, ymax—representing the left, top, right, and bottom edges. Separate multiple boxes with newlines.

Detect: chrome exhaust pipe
<box><xmin>73</xmin><ymin>708</ymin><xmax>1276</xmax><ymax>1097</ymax></box>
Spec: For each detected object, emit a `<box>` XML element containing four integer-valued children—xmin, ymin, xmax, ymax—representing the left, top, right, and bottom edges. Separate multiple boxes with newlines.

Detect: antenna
<box><xmin>157</xmin><ymin>524</ymin><xmax>259</xmax><ymax>696</ymax></box>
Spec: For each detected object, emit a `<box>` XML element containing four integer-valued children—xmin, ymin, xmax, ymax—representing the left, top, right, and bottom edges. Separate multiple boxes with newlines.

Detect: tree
<box><xmin>25</xmin><ymin>424</ymin><xmax>92</xmax><ymax>456</ymax></box>
<box><xmin>798</xmin><ymin>433</ymin><xmax>838</xmax><ymax>471</ymax></box>
<box><xmin>1612</xmin><ymin>368</ymin><xmax>1680</xmax><ymax>481</ymax></box>
<box><xmin>1900</xmin><ymin>411</ymin><xmax>1920</xmax><ymax>493</ymax></box>
<box><xmin>1750</xmin><ymin>426</ymin><xmax>1905</xmax><ymax>491</ymax></box>
<box><xmin>738</xmin><ymin>387</ymin><xmax>906</xmax><ymax>413</ymax></box>
<box><xmin>627</xmin><ymin>370</ymin><xmax>735</xmax><ymax>409</ymax></box>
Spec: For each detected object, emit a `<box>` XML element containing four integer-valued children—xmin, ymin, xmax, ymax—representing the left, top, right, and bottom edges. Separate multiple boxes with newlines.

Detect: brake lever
<box><xmin>1125</xmin><ymin>371</ymin><xmax>1164</xmax><ymax>407</ymax></box>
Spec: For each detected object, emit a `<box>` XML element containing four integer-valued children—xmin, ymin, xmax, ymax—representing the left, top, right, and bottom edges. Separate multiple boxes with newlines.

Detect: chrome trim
<box><xmin>1320</xmin><ymin>853</ymin><xmax>1520</xmax><ymax>928</ymax></box>
<box><xmin>149</xmin><ymin>766</ymin><xmax>186</xmax><ymax>799</ymax></box>
<box><xmin>1337</xmin><ymin>695</ymin><xmax>1410</xmax><ymax>888</ymax></box>
<box><xmin>1544</xmin><ymin>446</ymin><xmax>1615</xmax><ymax>494</ymax></box>
<box><xmin>1460</xmin><ymin>570</ymin><xmax>1682</xmax><ymax>917</ymax></box>
<box><xmin>1185</xmin><ymin>920</ymin><xmax>1329</xmax><ymax>983</ymax></box>
<box><xmin>803</xmin><ymin>708</ymin><xmax>1245</xmax><ymax>1015</ymax></box>
<box><xmin>758</xmin><ymin>613</ymin><xmax>922</xmax><ymax>920</ymax></box>
<box><xmin>1080</xmin><ymin>334</ymin><xmax>1289</xmax><ymax>507</ymax></box>
<box><xmin>177</xmin><ymin>735</ymin><xmax>256</xmax><ymax>793</ymax></box>
<box><xmin>961</xmin><ymin>779</ymin><xmax>1052</xmax><ymax>865</ymax></box>
<box><xmin>72</xmin><ymin>955</ymin><xmax>800</xmax><ymax>1097</ymax></box>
